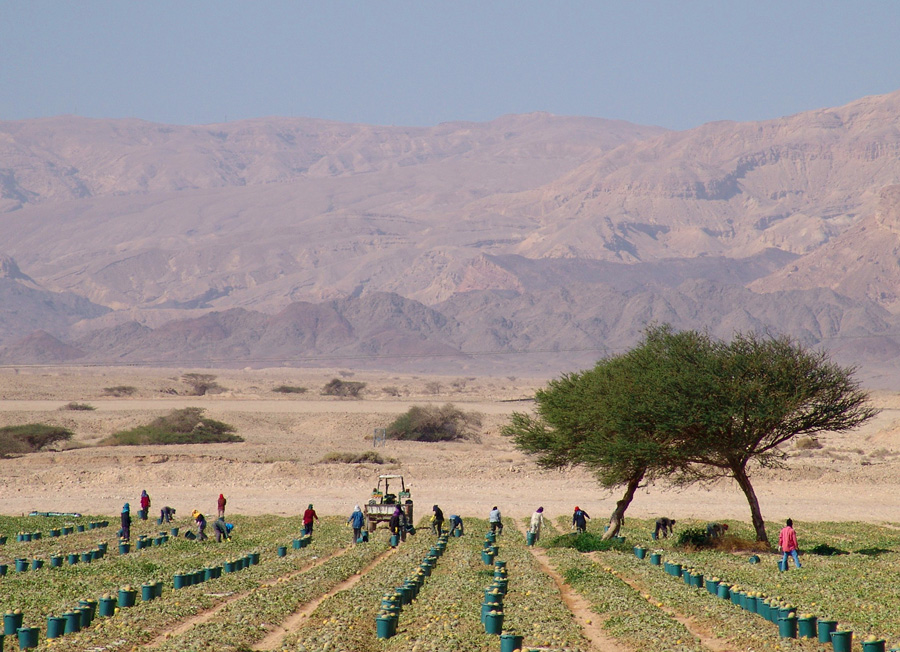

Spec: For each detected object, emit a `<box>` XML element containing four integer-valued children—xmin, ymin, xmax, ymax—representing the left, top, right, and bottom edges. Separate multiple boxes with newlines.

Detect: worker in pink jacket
<box><xmin>778</xmin><ymin>518</ymin><xmax>801</xmax><ymax>569</ymax></box>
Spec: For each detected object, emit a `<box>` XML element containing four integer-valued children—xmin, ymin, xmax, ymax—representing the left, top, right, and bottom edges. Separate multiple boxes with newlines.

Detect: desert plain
<box><xmin>2</xmin><ymin>366</ymin><xmax>900</xmax><ymax>530</ymax></box>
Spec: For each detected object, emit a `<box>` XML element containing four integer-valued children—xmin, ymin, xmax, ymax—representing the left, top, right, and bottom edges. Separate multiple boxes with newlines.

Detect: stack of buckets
<box><xmin>482</xmin><ymin>531</ymin><xmax>498</xmax><ymax>565</ymax></box>
<box><xmin>376</xmin><ymin>535</ymin><xmax>449</xmax><ymax>639</ymax></box>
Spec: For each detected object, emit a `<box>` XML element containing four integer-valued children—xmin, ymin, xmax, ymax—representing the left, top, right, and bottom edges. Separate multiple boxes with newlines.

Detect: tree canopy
<box><xmin>504</xmin><ymin>325</ymin><xmax>877</xmax><ymax>542</ymax></box>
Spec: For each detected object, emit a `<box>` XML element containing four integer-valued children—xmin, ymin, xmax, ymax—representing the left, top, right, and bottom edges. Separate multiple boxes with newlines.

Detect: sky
<box><xmin>2</xmin><ymin>1</ymin><xmax>899</xmax><ymax>130</ymax></box>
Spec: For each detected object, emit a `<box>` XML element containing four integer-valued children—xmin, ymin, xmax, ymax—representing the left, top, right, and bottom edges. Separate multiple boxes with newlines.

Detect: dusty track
<box><xmin>252</xmin><ymin>545</ymin><xmax>398</xmax><ymax>650</ymax></box>
<box><xmin>145</xmin><ymin>543</ymin><xmax>354</xmax><ymax>648</ymax></box>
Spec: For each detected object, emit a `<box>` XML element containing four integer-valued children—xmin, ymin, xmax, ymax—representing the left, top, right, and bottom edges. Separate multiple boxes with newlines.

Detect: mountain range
<box><xmin>2</xmin><ymin>91</ymin><xmax>900</xmax><ymax>382</ymax></box>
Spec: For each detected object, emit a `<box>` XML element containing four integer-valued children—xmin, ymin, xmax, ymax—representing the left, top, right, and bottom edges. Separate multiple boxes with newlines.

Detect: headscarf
<box><xmin>192</xmin><ymin>509</ymin><xmax>200</xmax><ymax>520</ymax></box>
<box><xmin>122</xmin><ymin>503</ymin><xmax>130</xmax><ymax>512</ymax></box>
<box><xmin>574</xmin><ymin>506</ymin><xmax>580</xmax><ymax>511</ymax></box>
<box><xmin>352</xmin><ymin>505</ymin><xmax>362</xmax><ymax>513</ymax></box>
<box><xmin>537</xmin><ymin>507</ymin><xmax>544</xmax><ymax>513</ymax></box>
<box><xmin>308</xmin><ymin>504</ymin><xmax>313</xmax><ymax>510</ymax></box>
<box><xmin>393</xmin><ymin>505</ymin><xmax>402</xmax><ymax>515</ymax></box>
<box><xmin>141</xmin><ymin>490</ymin><xmax>148</xmax><ymax>497</ymax></box>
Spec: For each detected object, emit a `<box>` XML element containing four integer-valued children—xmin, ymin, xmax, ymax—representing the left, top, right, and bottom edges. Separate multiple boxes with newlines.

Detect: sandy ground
<box><xmin>2</xmin><ymin>367</ymin><xmax>900</xmax><ymax>528</ymax></box>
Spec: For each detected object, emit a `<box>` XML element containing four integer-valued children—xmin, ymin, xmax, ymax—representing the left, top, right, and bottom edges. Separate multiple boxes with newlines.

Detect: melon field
<box><xmin>1</xmin><ymin>513</ymin><xmax>900</xmax><ymax>652</ymax></box>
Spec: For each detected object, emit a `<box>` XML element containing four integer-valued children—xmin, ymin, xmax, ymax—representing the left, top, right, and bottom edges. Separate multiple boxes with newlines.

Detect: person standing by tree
<box><xmin>139</xmin><ymin>490</ymin><xmax>150</xmax><ymax>520</ymax></box>
<box><xmin>573</xmin><ymin>506</ymin><xmax>590</xmax><ymax>533</ymax></box>
<box><xmin>489</xmin><ymin>506</ymin><xmax>503</xmax><ymax>535</ymax></box>
<box><xmin>302</xmin><ymin>504</ymin><xmax>318</xmax><ymax>536</ymax></box>
<box><xmin>120</xmin><ymin>503</ymin><xmax>132</xmax><ymax>541</ymax></box>
<box><xmin>530</xmin><ymin>507</ymin><xmax>545</xmax><ymax>542</ymax></box>
<box><xmin>348</xmin><ymin>505</ymin><xmax>365</xmax><ymax>544</ymax></box>
<box><xmin>217</xmin><ymin>493</ymin><xmax>227</xmax><ymax>519</ymax></box>
<box><xmin>779</xmin><ymin>518</ymin><xmax>801</xmax><ymax>569</ymax></box>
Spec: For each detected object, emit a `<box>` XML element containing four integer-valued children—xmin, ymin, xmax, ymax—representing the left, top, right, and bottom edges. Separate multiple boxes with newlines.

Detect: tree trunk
<box><xmin>732</xmin><ymin>463</ymin><xmax>768</xmax><ymax>543</ymax></box>
<box><xmin>602</xmin><ymin>471</ymin><xmax>645</xmax><ymax>540</ymax></box>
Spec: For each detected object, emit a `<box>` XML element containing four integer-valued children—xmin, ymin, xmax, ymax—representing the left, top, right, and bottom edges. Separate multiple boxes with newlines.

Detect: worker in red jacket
<box><xmin>779</xmin><ymin>518</ymin><xmax>801</xmax><ymax>569</ymax></box>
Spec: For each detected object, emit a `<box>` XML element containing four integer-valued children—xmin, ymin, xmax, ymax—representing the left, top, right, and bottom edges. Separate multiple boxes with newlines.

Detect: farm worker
<box><xmin>706</xmin><ymin>522</ymin><xmax>729</xmax><ymax>539</ymax></box>
<box><xmin>139</xmin><ymin>490</ymin><xmax>151</xmax><ymax>520</ymax></box>
<box><xmin>654</xmin><ymin>517</ymin><xmax>676</xmax><ymax>539</ymax></box>
<box><xmin>303</xmin><ymin>504</ymin><xmax>318</xmax><ymax>536</ymax></box>
<box><xmin>213</xmin><ymin>517</ymin><xmax>230</xmax><ymax>542</ymax></box>
<box><xmin>217</xmin><ymin>493</ymin><xmax>227</xmax><ymax>519</ymax></box>
<box><xmin>573</xmin><ymin>506</ymin><xmax>590</xmax><ymax>533</ymax></box>
<box><xmin>348</xmin><ymin>505</ymin><xmax>365</xmax><ymax>544</ymax></box>
<box><xmin>193</xmin><ymin>510</ymin><xmax>208</xmax><ymax>541</ymax></box>
<box><xmin>389</xmin><ymin>506</ymin><xmax>408</xmax><ymax>544</ymax></box>
<box><xmin>120</xmin><ymin>503</ymin><xmax>132</xmax><ymax>541</ymax></box>
<box><xmin>489</xmin><ymin>506</ymin><xmax>503</xmax><ymax>535</ymax></box>
<box><xmin>779</xmin><ymin>518</ymin><xmax>801</xmax><ymax>569</ymax></box>
<box><xmin>449</xmin><ymin>514</ymin><xmax>464</xmax><ymax>536</ymax></box>
<box><xmin>530</xmin><ymin>507</ymin><xmax>544</xmax><ymax>542</ymax></box>
<box><xmin>432</xmin><ymin>505</ymin><xmax>444</xmax><ymax>536</ymax></box>
<box><xmin>160</xmin><ymin>506</ymin><xmax>176</xmax><ymax>523</ymax></box>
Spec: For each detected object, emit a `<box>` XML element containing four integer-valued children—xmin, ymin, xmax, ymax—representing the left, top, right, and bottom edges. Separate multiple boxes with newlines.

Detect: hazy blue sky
<box><xmin>2</xmin><ymin>1</ymin><xmax>899</xmax><ymax>130</ymax></box>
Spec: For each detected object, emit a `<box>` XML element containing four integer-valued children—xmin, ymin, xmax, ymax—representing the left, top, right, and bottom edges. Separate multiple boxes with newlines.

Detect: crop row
<box><xmin>0</xmin><ymin>517</ymin><xmax>350</xmax><ymax>650</ymax></box>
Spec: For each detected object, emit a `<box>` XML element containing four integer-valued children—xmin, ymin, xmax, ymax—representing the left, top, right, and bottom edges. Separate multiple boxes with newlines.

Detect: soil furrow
<box><xmin>592</xmin><ymin>554</ymin><xmax>736</xmax><ymax>652</ymax></box>
<box><xmin>252</xmin><ymin>545</ymin><xmax>398</xmax><ymax>650</ymax></box>
<box><xmin>144</xmin><ymin>544</ymin><xmax>353</xmax><ymax>648</ymax></box>
<box><xmin>510</xmin><ymin>519</ymin><xmax>623</xmax><ymax>652</ymax></box>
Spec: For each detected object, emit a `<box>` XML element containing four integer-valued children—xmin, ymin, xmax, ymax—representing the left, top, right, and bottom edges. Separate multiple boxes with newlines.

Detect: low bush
<box><xmin>795</xmin><ymin>436</ymin><xmax>823</xmax><ymax>450</ymax></box>
<box><xmin>546</xmin><ymin>532</ymin><xmax>626</xmax><ymax>552</ymax></box>
<box><xmin>676</xmin><ymin>527</ymin><xmax>711</xmax><ymax>548</ymax></box>
<box><xmin>61</xmin><ymin>402</ymin><xmax>96</xmax><ymax>411</ymax></box>
<box><xmin>319</xmin><ymin>451</ymin><xmax>395</xmax><ymax>464</ymax></box>
<box><xmin>103</xmin><ymin>385</ymin><xmax>136</xmax><ymax>396</ymax></box>
<box><xmin>273</xmin><ymin>385</ymin><xmax>307</xmax><ymax>394</ymax></box>
<box><xmin>0</xmin><ymin>424</ymin><xmax>73</xmax><ymax>457</ymax></box>
<box><xmin>386</xmin><ymin>403</ymin><xmax>482</xmax><ymax>442</ymax></box>
<box><xmin>98</xmin><ymin>407</ymin><xmax>243</xmax><ymax>446</ymax></box>
<box><xmin>182</xmin><ymin>373</ymin><xmax>226</xmax><ymax>396</ymax></box>
<box><xmin>322</xmin><ymin>378</ymin><xmax>366</xmax><ymax>398</ymax></box>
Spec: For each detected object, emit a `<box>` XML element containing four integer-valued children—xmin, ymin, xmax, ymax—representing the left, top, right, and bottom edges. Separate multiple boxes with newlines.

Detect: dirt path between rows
<box><xmin>594</xmin><ymin>555</ymin><xmax>736</xmax><ymax>652</ymax></box>
<box><xmin>509</xmin><ymin>520</ymin><xmax>624</xmax><ymax>652</ymax></box>
<box><xmin>252</xmin><ymin>545</ymin><xmax>398</xmax><ymax>650</ymax></box>
<box><xmin>145</xmin><ymin>543</ymin><xmax>354</xmax><ymax>648</ymax></box>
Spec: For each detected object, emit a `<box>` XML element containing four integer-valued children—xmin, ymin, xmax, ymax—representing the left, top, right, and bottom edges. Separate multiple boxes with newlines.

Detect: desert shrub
<box><xmin>182</xmin><ymin>373</ymin><xmax>226</xmax><ymax>396</ymax></box>
<box><xmin>319</xmin><ymin>451</ymin><xmax>395</xmax><ymax>464</ymax></box>
<box><xmin>795</xmin><ymin>436</ymin><xmax>823</xmax><ymax>450</ymax></box>
<box><xmin>0</xmin><ymin>424</ymin><xmax>73</xmax><ymax>457</ymax></box>
<box><xmin>322</xmin><ymin>378</ymin><xmax>366</xmax><ymax>398</ymax></box>
<box><xmin>338</xmin><ymin>370</ymin><xmax>355</xmax><ymax>377</ymax></box>
<box><xmin>547</xmin><ymin>532</ymin><xmax>626</xmax><ymax>552</ymax></box>
<box><xmin>382</xmin><ymin>386</ymin><xmax>401</xmax><ymax>396</ymax></box>
<box><xmin>103</xmin><ymin>385</ymin><xmax>136</xmax><ymax>397</ymax></box>
<box><xmin>424</xmin><ymin>381</ymin><xmax>442</xmax><ymax>395</ymax></box>
<box><xmin>99</xmin><ymin>407</ymin><xmax>242</xmax><ymax>446</ymax></box>
<box><xmin>386</xmin><ymin>403</ymin><xmax>482</xmax><ymax>442</ymax></box>
<box><xmin>273</xmin><ymin>385</ymin><xmax>307</xmax><ymax>394</ymax></box>
<box><xmin>61</xmin><ymin>402</ymin><xmax>95</xmax><ymax>411</ymax></box>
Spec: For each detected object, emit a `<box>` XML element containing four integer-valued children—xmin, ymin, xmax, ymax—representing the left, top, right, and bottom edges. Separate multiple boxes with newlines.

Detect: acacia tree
<box><xmin>503</xmin><ymin>327</ymin><xmax>708</xmax><ymax>538</ymax></box>
<box><xmin>505</xmin><ymin>326</ymin><xmax>878</xmax><ymax>543</ymax></box>
<box><xmin>678</xmin><ymin>332</ymin><xmax>878</xmax><ymax>542</ymax></box>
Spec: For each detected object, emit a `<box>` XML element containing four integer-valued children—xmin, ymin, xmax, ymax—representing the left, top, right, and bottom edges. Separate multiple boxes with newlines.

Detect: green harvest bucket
<box><xmin>717</xmin><ymin>584</ymin><xmax>730</xmax><ymax>600</ymax></box>
<box><xmin>797</xmin><ymin>616</ymin><xmax>817</xmax><ymax>638</ymax></box>
<box><xmin>831</xmin><ymin>631</ymin><xmax>853</xmax><ymax>652</ymax></box>
<box><xmin>142</xmin><ymin>584</ymin><xmax>155</xmax><ymax>602</ymax></box>
<box><xmin>118</xmin><ymin>589</ymin><xmax>137</xmax><ymax>608</ymax></box>
<box><xmin>46</xmin><ymin>616</ymin><xmax>65</xmax><ymax>639</ymax></box>
<box><xmin>16</xmin><ymin>627</ymin><xmax>38</xmax><ymax>650</ymax></box>
<box><xmin>118</xmin><ymin>542</ymin><xmax>130</xmax><ymax>555</ymax></box>
<box><xmin>818</xmin><ymin>619</ymin><xmax>838</xmax><ymax>643</ymax></box>
<box><xmin>170</xmin><ymin>527</ymin><xmax>179</xmax><ymax>536</ymax></box>
<box><xmin>79</xmin><ymin>600</ymin><xmax>97</xmax><ymax>621</ymax></box>
<box><xmin>390</xmin><ymin>534</ymin><xmax>400</xmax><ymax>547</ymax></box>
<box><xmin>863</xmin><ymin>640</ymin><xmax>886</xmax><ymax>652</ymax></box>
<box><xmin>748</xmin><ymin>555</ymin><xmax>760</xmax><ymax>564</ymax></box>
<box><xmin>77</xmin><ymin>524</ymin><xmax>85</xmax><ymax>532</ymax></box>
<box><xmin>375</xmin><ymin>615</ymin><xmax>397</xmax><ymax>639</ymax></box>
<box><xmin>80</xmin><ymin>552</ymin><xmax>92</xmax><ymax>564</ymax></box>
<box><xmin>500</xmin><ymin>633</ymin><xmax>525</xmax><ymax>652</ymax></box>
<box><xmin>98</xmin><ymin>597</ymin><xmax>116</xmax><ymax>618</ymax></box>
<box><xmin>14</xmin><ymin>560</ymin><xmax>27</xmax><ymax>573</ymax></box>
<box><xmin>484</xmin><ymin>612</ymin><xmax>504</xmax><ymax>635</ymax></box>
<box><xmin>744</xmin><ymin>596</ymin><xmax>757</xmax><ymax>613</ymax></box>
<box><xmin>31</xmin><ymin>560</ymin><xmax>43</xmax><ymax>571</ymax></box>
<box><xmin>778</xmin><ymin>617</ymin><xmax>797</xmax><ymax>639</ymax></box>
<box><xmin>526</xmin><ymin>531</ymin><xmax>536</xmax><ymax>546</ymax></box>
<box><xmin>63</xmin><ymin>611</ymin><xmax>81</xmax><ymax>634</ymax></box>
<box><xmin>277</xmin><ymin>546</ymin><xmax>287</xmax><ymax>557</ymax></box>
<box><xmin>292</xmin><ymin>538</ymin><xmax>301</xmax><ymax>549</ymax></box>
<box><xmin>650</xmin><ymin>553</ymin><xmax>661</xmax><ymax>565</ymax></box>
<box><xmin>634</xmin><ymin>547</ymin><xmax>647</xmax><ymax>559</ymax></box>
<box><xmin>78</xmin><ymin>606</ymin><xmax>92</xmax><ymax>629</ymax></box>
<box><xmin>4</xmin><ymin>613</ymin><xmax>23</xmax><ymax>636</ymax></box>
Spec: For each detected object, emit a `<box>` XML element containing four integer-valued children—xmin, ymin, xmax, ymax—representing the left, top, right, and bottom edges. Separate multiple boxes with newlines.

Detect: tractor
<box><xmin>364</xmin><ymin>474</ymin><xmax>413</xmax><ymax>532</ymax></box>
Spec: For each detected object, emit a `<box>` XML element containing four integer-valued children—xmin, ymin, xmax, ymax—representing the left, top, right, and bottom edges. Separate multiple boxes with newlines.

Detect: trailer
<box><xmin>364</xmin><ymin>474</ymin><xmax>413</xmax><ymax>532</ymax></box>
